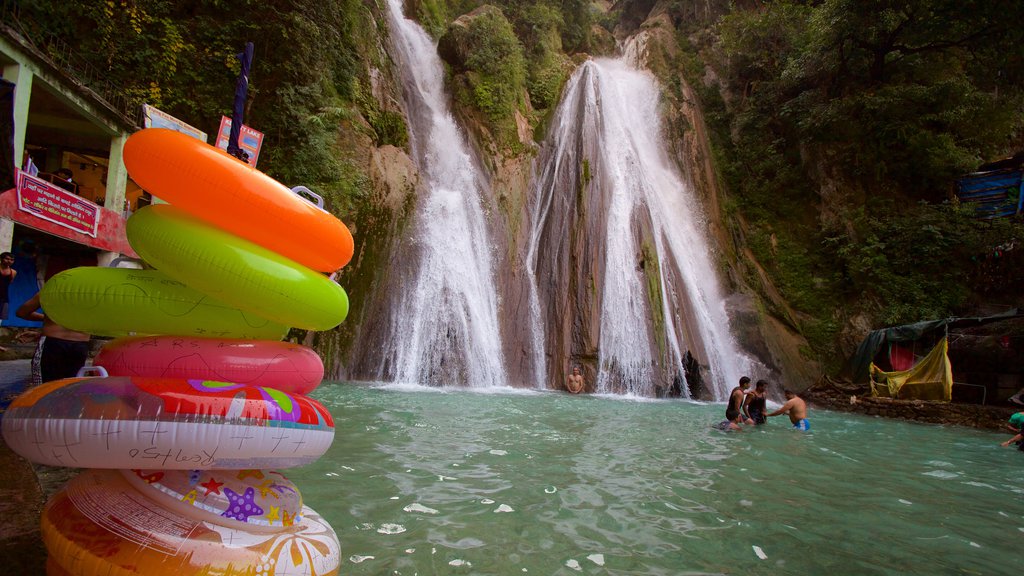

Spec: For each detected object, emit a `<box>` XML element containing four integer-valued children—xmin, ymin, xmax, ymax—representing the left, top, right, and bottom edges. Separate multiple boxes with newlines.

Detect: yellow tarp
<box><xmin>869</xmin><ymin>337</ymin><xmax>952</xmax><ymax>401</ymax></box>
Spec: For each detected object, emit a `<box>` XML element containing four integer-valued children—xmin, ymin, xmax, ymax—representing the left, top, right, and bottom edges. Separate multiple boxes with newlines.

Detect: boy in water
<box><xmin>726</xmin><ymin>376</ymin><xmax>755</xmax><ymax>426</ymax></box>
<box><xmin>767</xmin><ymin>389</ymin><xmax>810</xmax><ymax>431</ymax></box>
<box><xmin>743</xmin><ymin>380</ymin><xmax>769</xmax><ymax>425</ymax></box>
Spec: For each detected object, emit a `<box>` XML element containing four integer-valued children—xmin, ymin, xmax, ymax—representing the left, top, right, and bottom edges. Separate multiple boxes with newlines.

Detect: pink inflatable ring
<box><xmin>95</xmin><ymin>336</ymin><xmax>325</xmax><ymax>395</ymax></box>
<box><xmin>1</xmin><ymin>377</ymin><xmax>334</xmax><ymax>470</ymax></box>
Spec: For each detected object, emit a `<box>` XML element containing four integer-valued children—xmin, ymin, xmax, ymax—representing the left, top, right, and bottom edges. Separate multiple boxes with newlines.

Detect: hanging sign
<box><xmin>142</xmin><ymin>104</ymin><xmax>208</xmax><ymax>142</ymax></box>
<box><xmin>17</xmin><ymin>171</ymin><xmax>100</xmax><ymax>237</ymax></box>
<box><xmin>215</xmin><ymin>116</ymin><xmax>264</xmax><ymax>168</ymax></box>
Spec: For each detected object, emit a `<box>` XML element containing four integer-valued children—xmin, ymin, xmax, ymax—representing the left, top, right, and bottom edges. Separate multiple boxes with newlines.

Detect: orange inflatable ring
<box><xmin>123</xmin><ymin>128</ymin><xmax>353</xmax><ymax>273</ymax></box>
<box><xmin>94</xmin><ymin>336</ymin><xmax>324</xmax><ymax>395</ymax></box>
<box><xmin>43</xmin><ymin>469</ymin><xmax>340</xmax><ymax>576</ymax></box>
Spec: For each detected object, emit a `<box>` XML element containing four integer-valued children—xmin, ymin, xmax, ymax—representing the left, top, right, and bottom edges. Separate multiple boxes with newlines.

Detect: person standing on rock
<box><xmin>567</xmin><ymin>366</ymin><xmax>584</xmax><ymax>394</ymax></box>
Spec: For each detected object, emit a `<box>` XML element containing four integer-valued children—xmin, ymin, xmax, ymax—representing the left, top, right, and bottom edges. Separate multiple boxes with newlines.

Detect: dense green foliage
<box><xmin>16</xmin><ymin>0</ymin><xmax>376</xmax><ymax>214</ymax></box>
<box><xmin>17</xmin><ymin>0</ymin><xmax>1022</xmax><ymax>373</ymax></box>
<box><xmin>421</xmin><ymin>1</ymin><xmax>597</xmax><ymax>151</ymax></box>
<box><xmin>684</xmin><ymin>0</ymin><xmax>1024</xmax><ymax>363</ymax></box>
<box><xmin>461</xmin><ymin>8</ymin><xmax>527</xmax><ymax>125</ymax></box>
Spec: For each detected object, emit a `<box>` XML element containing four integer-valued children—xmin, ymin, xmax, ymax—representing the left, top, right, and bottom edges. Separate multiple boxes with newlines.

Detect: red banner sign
<box><xmin>17</xmin><ymin>172</ymin><xmax>100</xmax><ymax>237</ymax></box>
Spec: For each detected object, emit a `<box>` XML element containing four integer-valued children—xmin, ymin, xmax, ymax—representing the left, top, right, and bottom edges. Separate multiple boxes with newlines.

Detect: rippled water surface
<box><xmin>294</xmin><ymin>384</ymin><xmax>1023</xmax><ymax>575</ymax></box>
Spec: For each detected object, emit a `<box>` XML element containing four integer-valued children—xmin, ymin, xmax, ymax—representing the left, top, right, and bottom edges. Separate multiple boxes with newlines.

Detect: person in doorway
<box><xmin>0</xmin><ymin>251</ymin><xmax>15</xmax><ymax>318</ymax></box>
<box><xmin>743</xmin><ymin>379</ymin><xmax>769</xmax><ymax>425</ymax></box>
<box><xmin>767</xmin><ymin>389</ymin><xmax>810</xmax><ymax>431</ymax></box>
<box><xmin>727</xmin><ymin>376</ymin><xmax>755</xmax><ymax>426</ymax></box>
<box><xmin>567</xmin><ymin>366</ymin><xmax>584</xmax><ymax>394</ymax></box>
<box><xmin>17</xmin><ymin>291</ymin><xmax>90</xmax><ymax>386</ymax></box>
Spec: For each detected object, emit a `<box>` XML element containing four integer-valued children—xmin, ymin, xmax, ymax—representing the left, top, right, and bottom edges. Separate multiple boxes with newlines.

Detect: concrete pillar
<box><xmin>104</xmin><ymin>134</ymin><xmax>128</xmax><ymax>213</ymax></box>
<box><xmin>0</xmin><ymin>64</ymin><xmax>27</xmax><ymax>256</ymax></box>
<box><xmin>0</xmin><ymin>219</ymin><xmax>13</xmax><ymax>253</ymax></box>
<box><xmin>1</xmin><ymin>62</ymin><xmax>32</xmax><ymax>169</ymax></box>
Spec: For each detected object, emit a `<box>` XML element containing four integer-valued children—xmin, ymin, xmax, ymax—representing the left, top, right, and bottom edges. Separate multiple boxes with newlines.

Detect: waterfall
<box><xmin>372</xmin><ymin>0</ymin><xmax>507</xmax><ymax>388</ymax></box>
<box><xmin>529</xmin><ymin>55</ymin><xmax>754</xmax><ymax>399</ymax></box>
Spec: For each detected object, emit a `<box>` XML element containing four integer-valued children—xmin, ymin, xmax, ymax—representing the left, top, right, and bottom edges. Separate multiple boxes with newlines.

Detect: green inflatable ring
<box><xmin>127</xmin><ymin>205</ymin><xmax>349</xmax><ymax>331</ymax></box>
<box><xmin>40</xmin><ymin>267</ymin><xmax>289</xmax><ymax>339</ymax></box>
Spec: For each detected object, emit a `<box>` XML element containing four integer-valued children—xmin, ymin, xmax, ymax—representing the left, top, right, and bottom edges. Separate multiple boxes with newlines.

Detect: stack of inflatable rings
<box><xmin>3</xmin><ymin>128</ymin><xmax>355</xmax><ymax>575</ymax></box>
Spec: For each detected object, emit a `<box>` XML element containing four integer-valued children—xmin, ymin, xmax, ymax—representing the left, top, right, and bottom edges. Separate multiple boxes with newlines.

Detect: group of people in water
<box><xmin>719</xmin><ymin>376</ymin><xmax>809</xmax><ymax>431</ymax></box>
<box><xmin>565</xmin><ymin>367</ymin><xmax>808</xmax><ymax>431</ymax></box>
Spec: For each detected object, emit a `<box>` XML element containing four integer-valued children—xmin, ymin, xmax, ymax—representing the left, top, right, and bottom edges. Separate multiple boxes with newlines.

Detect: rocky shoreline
<box><xmin>801</xmin><ymin>378</ymin><xmax>1019</xmax><ymax>431</ymax></box>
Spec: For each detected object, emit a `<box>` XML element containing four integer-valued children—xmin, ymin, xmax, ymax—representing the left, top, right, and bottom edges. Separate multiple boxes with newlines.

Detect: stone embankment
<box><xmin>801</xmin><ymin>378</ymin><xmax>1018</xmax><ymax>431</ymax></box>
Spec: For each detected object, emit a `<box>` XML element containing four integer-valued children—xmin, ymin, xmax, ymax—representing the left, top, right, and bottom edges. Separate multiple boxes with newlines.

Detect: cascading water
<box><xmin>528</xmin><ymin>49</ymin><xmax>755</xmax><ymax>399</ymax></box>
<box><xmin>371</xmin><ymin>0</ymin><xmax>507</xmax><ymax>387</ymax></box>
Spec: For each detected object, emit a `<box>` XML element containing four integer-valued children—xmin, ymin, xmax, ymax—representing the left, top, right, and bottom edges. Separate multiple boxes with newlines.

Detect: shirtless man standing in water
<box><xmin>726</xmin><ymin>377</ymin><xmax>755</xmax><ymax>425</ymax></box>
<box><xmin>768</xmin><ymin>389</ymin><xmax>810</xmax><ymax>431</ymax></box>
<box><xmin>567</xmin><ymin>366</ymin><xmax>584</xmax><ymax>394</ymax></box>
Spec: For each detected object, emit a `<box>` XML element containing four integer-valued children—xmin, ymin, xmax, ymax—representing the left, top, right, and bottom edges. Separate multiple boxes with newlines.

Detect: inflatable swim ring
<box><xmin>95</xmin><ymin>336</ymin><xmax>324</xmax><ymax>394</ymax></box>
<box><xmin>40</xmin><ymin>266</ymin><xmax>289</xmax><ymax>340</ymax></box>
<box><xmin>2</xmin><ymin>376</ymin><xmax>334</xmax><ymax>469</ymax></box>
<box><xmin>121</xmin><ymin>468</ymin><xmax>304</xmax><ymax>532</ymax></box>
<box><xmin>127</xmin><ymin>205</ymin><xmax>349</xmax><ymax>331</ymax></box>
<box><xmin>123</xmin><ymin>127</ymin><xmax>353</xmax><ymax>273</ymax></box>
<box><xmin>43</xmin><ymin>469</ymin><xmax>340</xmax><ymax>576</ymax></box>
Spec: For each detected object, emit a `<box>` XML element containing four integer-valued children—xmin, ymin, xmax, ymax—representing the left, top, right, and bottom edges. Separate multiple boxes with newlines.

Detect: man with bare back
<box><xmin>768</xmin><ymin>389</ymin><xmax>810</xmax><ymax>431</ymax></box>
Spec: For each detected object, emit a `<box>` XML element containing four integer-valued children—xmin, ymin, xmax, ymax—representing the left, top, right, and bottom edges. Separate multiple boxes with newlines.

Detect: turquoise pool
<box><xmin>292</xmin><ymin>384</ymin><xmax>1022</xmax><ymax>575</ymax></box>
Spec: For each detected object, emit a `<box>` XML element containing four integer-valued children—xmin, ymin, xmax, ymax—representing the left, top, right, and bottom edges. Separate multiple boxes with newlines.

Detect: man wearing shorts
<box><xmin>767</xmin><ymin>389</ymin><xmax>810</xmax><ymax>431</ymax></box>
<box><xmin>18</xmin><ymin>291</ymin><xmax>90</xmax><ymax>386</ymax></box>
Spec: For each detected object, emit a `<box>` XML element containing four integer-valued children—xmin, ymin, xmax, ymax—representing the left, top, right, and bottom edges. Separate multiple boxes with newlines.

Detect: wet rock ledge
<box><xmin>801</xmin><ymin>378</ymin><xmax>1018</xmax><ymax>431</ymax></box>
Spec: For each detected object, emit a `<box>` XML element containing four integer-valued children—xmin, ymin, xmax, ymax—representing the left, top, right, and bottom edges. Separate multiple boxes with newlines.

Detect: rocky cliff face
<box><xmin>611</xmin><ymin>3</ymin><xmax>822</xmax><ymax>392</ymax></box>
<box><xmin>325</xmin><ymin>0</ymin><xmax>821</xmax><ymax>394</ymax></box>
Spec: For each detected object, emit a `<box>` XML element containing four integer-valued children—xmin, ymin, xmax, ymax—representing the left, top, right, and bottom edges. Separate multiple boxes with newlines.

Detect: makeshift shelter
<box><xmin>844</xmin><ymin>309</ymin><xmax>1022</xmax><ymax>384</ymax></box>
<box><xmin>869</xmin><ymin>337</ymin><xmax>952</xmax><ymax>401</ymax></box>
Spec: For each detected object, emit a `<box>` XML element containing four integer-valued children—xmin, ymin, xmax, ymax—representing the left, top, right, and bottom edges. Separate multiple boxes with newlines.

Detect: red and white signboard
<box><xmin>215</xmin><ymin>116</ymin><xmax>264</xmax><ymax>168</ymax></box>
<box><xmin>17</xmin><ymin>172</ymin><xmax>100</xmax><ymax>237</ymax></box>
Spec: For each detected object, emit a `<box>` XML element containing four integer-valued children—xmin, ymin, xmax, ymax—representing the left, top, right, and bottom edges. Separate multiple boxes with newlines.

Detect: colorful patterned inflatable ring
<box><xmin>127</xmin><ymin>205</ymin><xmax>349</xmax><ymax>331</ymax></box>
<box><xmin>40</xmin><ymin>266</ymin><xmax>289</xmax><ymax>340</ymax></box>
<box><xmin>43</xmin><ymin>469</ymin><xmax>340</xmax><ymax>576</ymax></box>
<box><xmin>95</xmin><ymin>336</ymin><xmax>324</xmax><ymax>395</ymax></box>
<box><xmin>123</xmin><ymin>127</ymin><xmax>353</xmax><ymax>273</ymax></box>
<box><xmin>1</xmin><ymin>377</ymin><xmax>334</xmax><ymax>469</ymax></box>
<box><xmin>121</xmin><ymin>468</ymin><xmax>304</xmax><ymax>532</ymax></box>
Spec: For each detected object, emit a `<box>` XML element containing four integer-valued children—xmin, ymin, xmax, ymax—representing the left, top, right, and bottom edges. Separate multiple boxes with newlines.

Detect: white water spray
<box><xmin>534</xmin><ymin>53</ymin><xmax>755</xmax><ymax>399</ymax></box>
<box><xmin>379</xmin><ymin>0</ymin><xmax>507</xmax><ymax>387</ymax></box>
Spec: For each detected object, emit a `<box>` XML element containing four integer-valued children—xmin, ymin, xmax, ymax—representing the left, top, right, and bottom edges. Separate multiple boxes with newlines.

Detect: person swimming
<box><xmin>767</xmin><ymin>389</ymin><xmax>810</xmax><ymax>431</ymax></box>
